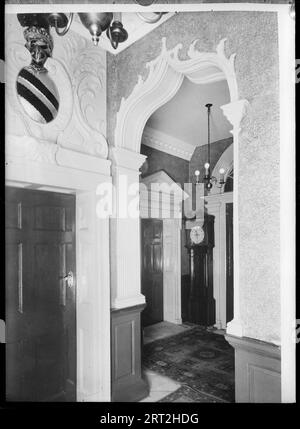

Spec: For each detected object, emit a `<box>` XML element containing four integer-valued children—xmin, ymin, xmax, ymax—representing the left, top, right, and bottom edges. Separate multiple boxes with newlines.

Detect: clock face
<box><xmin>190</xmin><ymin>226</ymin><xmax>205</xmax><ymax>244</ymax></box>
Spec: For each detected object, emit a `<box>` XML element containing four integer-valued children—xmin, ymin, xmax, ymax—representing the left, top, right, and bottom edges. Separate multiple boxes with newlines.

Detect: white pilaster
<box><xmin>163</xmin><ymin>218</ymin><xmax>182</xmax><ymax>325</ymax></box>
<box><xmin>221</xmin><ymin>100</ymin><xmax>249</xmax><ymax>337</ymax></box>
<box><xmin>110</xmin><ymin>147</ymin><xmax>147</xmax><ymax>309</ymax></box>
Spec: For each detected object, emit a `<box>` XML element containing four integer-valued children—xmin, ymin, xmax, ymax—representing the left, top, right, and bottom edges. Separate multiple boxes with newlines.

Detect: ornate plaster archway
<box><xmin>115</xmin><ymin>37</ymin><xmax>242</xmax><ymax>153</ymax></box>
<box><xmin>112</xmin><ymin>37</ymin><xmax>249</xmax><ymax>338</ymax></box>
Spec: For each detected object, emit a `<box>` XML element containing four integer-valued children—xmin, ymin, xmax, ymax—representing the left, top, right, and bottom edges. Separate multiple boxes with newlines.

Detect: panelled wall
<box><xmin>140</xmin><ymin>143</ymin><xmax>190</xmax><ymax>276</ymax></box>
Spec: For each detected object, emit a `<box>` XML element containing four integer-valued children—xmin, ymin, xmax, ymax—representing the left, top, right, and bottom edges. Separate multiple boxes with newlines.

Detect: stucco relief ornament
<box><xmin>115</xmin><ymin>37</ymin><xmax>246</xmax><ymax>153</ymax></box>
<box><xmin>6</xmin><ymin>134</ymin><xmax>58</xmax><ymax>164</ymax></box>
<box><xmin>57</xmin><ymin>46</ymin><xmax>108</xmax><ymax>158</ymax></box>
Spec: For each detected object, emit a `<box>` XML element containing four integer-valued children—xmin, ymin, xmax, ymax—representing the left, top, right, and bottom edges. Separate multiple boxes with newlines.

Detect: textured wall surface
<box><xmin>107</xmin><ymin>11</ymin><xmax>281</xmax><ymax>344</ymax></box>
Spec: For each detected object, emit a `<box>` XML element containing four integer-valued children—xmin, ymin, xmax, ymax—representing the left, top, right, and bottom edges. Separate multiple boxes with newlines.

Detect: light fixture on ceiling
<box><xmin>17</xmin><ymin>7</ymin><xmax>168</xmax><ymax>52</ymax></box>
<box><xmin>17</xmin><ymin>12</ymin><xmax>128</xmax><ymax>50</ymax></box>
<box><xmin>289</xmin><ymin>0</ymin><xmax>295</xmax><ymax>20</ymax></box>
<box><xmin>134</xmin><ymin>0</ymin><xmax>168</xmax><ymax>23</ymax></box>
<box><xmin>194</xmin><ymin>103</ymin><xmax>227</xmax><ymax>192</ymax></box>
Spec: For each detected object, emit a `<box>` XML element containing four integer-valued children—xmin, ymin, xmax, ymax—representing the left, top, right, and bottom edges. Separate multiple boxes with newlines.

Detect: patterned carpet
<box><xmin>142</xmin><ymin>326</ymin><xmax>235</xmax><ymax>403</ymax></box>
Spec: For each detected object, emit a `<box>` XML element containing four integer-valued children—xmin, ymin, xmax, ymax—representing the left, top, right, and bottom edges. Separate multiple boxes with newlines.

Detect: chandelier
<box><xmin>194</xmin><ymin>103</ymin><xmax>226</xmax><ymax>192</ymax></box>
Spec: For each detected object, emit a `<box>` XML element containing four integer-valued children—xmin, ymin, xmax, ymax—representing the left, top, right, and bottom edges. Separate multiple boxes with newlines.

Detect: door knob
<box><xmin>62</xmin><ymin>271</ymin><xmax>74</xmax><ymax>288</ymax></box>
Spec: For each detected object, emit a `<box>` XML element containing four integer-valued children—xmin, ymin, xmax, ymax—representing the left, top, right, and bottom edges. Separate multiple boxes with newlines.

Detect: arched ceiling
<box><xmin>145</xmin><ymin>77</ymin><xmax>232</xmax><ymax>149</ymax></box>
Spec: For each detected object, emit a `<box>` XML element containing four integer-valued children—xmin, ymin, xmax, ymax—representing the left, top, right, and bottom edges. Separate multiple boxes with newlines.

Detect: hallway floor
<box><xmin>143</xmin><ymin>321</ymin><xmax>195</xmax><ymax>344</ymax></box>
<box><xmin>141</xmin><ymin>323</ymin><xmax>235</xmax><ymax>403</ymax></box>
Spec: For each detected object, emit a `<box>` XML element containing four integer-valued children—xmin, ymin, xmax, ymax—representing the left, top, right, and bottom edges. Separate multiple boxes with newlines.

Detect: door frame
<box><xmin>140</xmin><ymin>170</ymin><xmax>188</xmax><ymax>325</ymax></box>
<box><xmin>205</xmin><ymin>191</ymin><xmax>233</xmax><ymax>330</ymax></box>
<box><xmin>141</xmin><ymin>218</ymin><xmax>164</xmax><ymax>326</ymax></box>
<box><xmin>5</xmin><ymin>138</ymin><xmax>111</xmax><ymax>402</ymax></box>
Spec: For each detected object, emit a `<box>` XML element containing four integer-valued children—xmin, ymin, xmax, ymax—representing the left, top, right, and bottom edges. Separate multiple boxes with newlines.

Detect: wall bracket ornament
<box><xmin>6</xmin><ymin>16</ymin><xmax>108</xmax><ymax>159</ymax></box>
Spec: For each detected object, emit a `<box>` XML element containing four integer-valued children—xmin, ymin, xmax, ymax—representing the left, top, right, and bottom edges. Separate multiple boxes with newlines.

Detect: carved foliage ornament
<box><xmin>115</xmin><ymin>37</ymin><xmax>247</xmax><ymax>153</ymax></box>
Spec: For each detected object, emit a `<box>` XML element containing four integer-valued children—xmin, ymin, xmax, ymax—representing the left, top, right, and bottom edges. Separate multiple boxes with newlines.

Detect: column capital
<box><xmin>109</xmin><ymin>147</ymin><xmax>147</xmax><ymax>171</ymax></box>
<box><xmin>221</xmin><ymin>99</ymin><xmax>249</xmax><ymax>132</ymax></box>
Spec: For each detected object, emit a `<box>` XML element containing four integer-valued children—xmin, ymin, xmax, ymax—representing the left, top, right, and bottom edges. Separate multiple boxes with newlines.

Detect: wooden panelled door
<box><xmin>141</xmin><ymin>219</ymin><xmax>163</xmax><ymax>327</ymax></box>
<box><xmin>5</xmin><ymin>187</ymin><xmax>76</xmax><ymax>401</ymax></box>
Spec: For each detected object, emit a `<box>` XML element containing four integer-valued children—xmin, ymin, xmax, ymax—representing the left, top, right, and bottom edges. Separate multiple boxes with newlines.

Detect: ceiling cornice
<box><xmin>142</xmin><ymin>125</ymin><xmax>195</xmax><ymax>161</ymax></box>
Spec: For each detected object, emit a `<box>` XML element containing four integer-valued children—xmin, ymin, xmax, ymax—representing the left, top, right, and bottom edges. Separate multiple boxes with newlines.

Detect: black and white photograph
<box><xmin>0</xmin><ymin>0</ymin><xmax>297</xmax><ymax>421</ymax></box>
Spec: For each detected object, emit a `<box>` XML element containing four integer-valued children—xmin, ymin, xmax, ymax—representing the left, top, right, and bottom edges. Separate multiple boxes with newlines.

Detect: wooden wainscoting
<box><xmin>111</xmin><ymin>304</ymin><xmax>149</xmax><ymax>402</ymax></box>
<box><xmin>225</xmin><ymin>334</ymin><xmax>281</xmax><ymax>403</ymax></box>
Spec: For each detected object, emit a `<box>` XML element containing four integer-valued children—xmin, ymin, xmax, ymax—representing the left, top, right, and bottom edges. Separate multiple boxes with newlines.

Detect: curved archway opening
<box><xmin>139</xmin><ymin>71</ymin><xmax>233</xmax><ymax>331</ymax></box>
<box><xmin>113</xmin><ymin>37</ymin><xmax>249</xmax><ymax>334</ymax></box>
<box><xmin>111</xmin><ymin>36</ymin><xmax>250</xmax><ymax>404</ymax></box>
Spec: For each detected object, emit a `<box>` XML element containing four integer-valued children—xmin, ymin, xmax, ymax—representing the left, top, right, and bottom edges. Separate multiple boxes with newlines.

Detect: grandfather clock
<box><xmin>185</xmin><ymin>215</ymin><xmax>215</xmax><ymax>326</ymax></box>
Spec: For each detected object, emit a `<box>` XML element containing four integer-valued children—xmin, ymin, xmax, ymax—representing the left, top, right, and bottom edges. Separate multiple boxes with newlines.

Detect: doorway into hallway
<box><xmin>141</xmin><ymin>219</ymin><xmax>164</xmax><ymax>327</ymax></box>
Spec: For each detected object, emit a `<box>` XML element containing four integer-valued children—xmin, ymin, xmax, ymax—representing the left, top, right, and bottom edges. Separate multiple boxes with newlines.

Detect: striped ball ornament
<box><xmin>16</xmin><ymin>66</ymin><xmax>59</xmax><ymax>124</ymax></box>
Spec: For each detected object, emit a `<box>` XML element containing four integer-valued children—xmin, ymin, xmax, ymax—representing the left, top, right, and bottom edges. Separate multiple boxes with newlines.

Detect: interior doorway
<box><xmin>141</xmin><ymin>219</ymin><xmax>164</xmax><ymax>327</ymax></box>
<box><xmin>5</xmin><ymin>187</ymin><xmax>76</xmax><ymax>401</ymax></box>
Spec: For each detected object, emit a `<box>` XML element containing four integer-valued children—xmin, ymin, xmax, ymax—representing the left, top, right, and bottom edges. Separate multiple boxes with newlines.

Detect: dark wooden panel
<box><xmin>6</xmin><ymin>187</ymin><xmax>76</xmax><ymax>402</ymax></box>
<box><xmin>111</xmin><ymin>305</ymin><xmax>149</xmax><ymax>402</ymax></box>
<box><xmin>141</xmin><ymin>219</ymin><xmax>163</xmax><ymax>327</ymax></box>
<box><xmin>5</xmin><ymin>202</ymin><xmax>22</xmax><ymax>230</ymax></box>
<box><xmin>34</xmin><ymin>205</ymin><xmax>66</xmax><ymax>231</ymax></box>
<box><xmin>115</xmin><ymin>321</ymin><xmax>134</xmax><ymax>379</ymax></box>
<box><xmin>226</xmin><ymin>334</ymin><xmax>281</xmax><ymax>403</ymax></box>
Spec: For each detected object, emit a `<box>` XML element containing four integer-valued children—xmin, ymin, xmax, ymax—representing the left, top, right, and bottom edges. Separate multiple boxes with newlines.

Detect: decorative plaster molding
<box><xmin>6</xmin><ymin>134</ymin><xmax>111</xmax><ymax>177</ymax></box>
<box><xmin>115</xmin><ymin>37</ymin><xmax>240</xmax><ymax>153</ymax></box>
<box><xmin>221</xmin><ymin>99</ymin><xmax>250</xmax><ymax>132</ymax></box>
<box><xmin>57</xmin><ymin>35</ymin><xmax>108</xmax><ymax>158</ymax></box>
<box><xmin>6</xmin><ymin>17</ymin><xmax>108</xmax><ymax>159</ymax></box>
<box><xmin>6</xmin><ymin>134</ymin><xmax>58</xmax><ymax>164</ymax></box>
<box><xmin>110</xmin><ymin>147</ymin><xmax>146</xmax><ymax>171</ymax></box>
<box><xmin>142</xmin><ymin>126</ymin><xmax>195</xmax><ymax>161</ymax></box>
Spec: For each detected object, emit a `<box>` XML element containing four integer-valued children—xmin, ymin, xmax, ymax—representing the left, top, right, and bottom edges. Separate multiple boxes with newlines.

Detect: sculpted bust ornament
<box><xmin>23</xmin><ymin>25</ymin><xmax>53</xmax><ymax>73</ymax></box>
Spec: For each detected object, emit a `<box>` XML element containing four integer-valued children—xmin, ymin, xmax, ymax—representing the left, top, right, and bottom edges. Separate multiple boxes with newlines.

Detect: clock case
<box><xmin>183</xmin><ymin>214</ymin><xmax>216</xmax><ymax>327</ymax></box>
